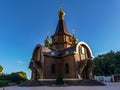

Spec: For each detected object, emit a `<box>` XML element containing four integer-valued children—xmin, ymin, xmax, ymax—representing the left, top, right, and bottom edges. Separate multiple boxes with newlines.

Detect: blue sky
<box><xmin>0</xmin><ymin>0</ymin><xmax>120</xmax><ymax>79</ymax></box>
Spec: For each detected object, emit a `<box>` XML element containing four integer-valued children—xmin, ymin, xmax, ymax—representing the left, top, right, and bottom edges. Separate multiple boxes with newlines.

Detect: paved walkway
<box><xmin>0</xmin><ymin>82</ymin><xmax>120</xmax><ymax>90</ymax></box>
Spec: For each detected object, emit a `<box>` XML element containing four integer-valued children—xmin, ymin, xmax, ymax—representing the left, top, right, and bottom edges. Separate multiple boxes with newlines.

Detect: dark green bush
<box><xmin>0</xmin><ymin>73</ymin><xmax>27</xmax><ymax>86</ymax></box>
<box><xmin>0</xmin><ymin>80</ymin><xmax>10</xmax><ymax>87</ymax></box>
<box><xmin>56</xmin><ymin>75</ymin><xmax>64</xmax><ymax>85</ymax></box>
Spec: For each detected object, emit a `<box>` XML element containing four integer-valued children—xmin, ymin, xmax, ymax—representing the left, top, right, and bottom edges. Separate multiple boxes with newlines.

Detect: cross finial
<box><xmin>72</xmin><ymin>28</ymin><xmax>75</xmax><ymax>35</ymax></box>
<box><xmin>47</xmin><ymin>31</ymin><xmax>50</xmax><ymax>37</ymax></box>
<box><xmin>60</xmin><ymin>3</ymin><xmax>62</xmax><ymax>10</ymax></box>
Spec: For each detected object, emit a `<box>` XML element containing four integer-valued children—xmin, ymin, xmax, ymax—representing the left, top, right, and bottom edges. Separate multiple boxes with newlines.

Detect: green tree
<box><xmin>0</xmin><ymin>65</ymin><xmax>3</xmax><ymax>75</ymax></box>
<box><xmin>16</xmin><ymin>71</ymin><xmax>27</xmax><ymax>79</ymax></box>
<box><xmin>10</xmin><ymin>73</ymin><xmax>27</xmax><ymax>83</ymax></box>
<box><xmin>0</xmin><ymin>71</ymin><xmax>27</xmax><ymax>86</ymax></box>
<box><xmin>93</xmin><ymin>50</ymin><xmax>120</xmax><ymax>76</ymax></box>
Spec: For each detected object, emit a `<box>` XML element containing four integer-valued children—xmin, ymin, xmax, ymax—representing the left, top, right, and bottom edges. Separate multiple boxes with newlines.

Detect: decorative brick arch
<box><xmin>31</xmin><ymin>44</ymin><xmax>41</xmax><ymax>60</ymax></box>
<box><xmin>76</xmin><ymin>41</ymin><xmax>94</xmax><ymax>58</ymax></box>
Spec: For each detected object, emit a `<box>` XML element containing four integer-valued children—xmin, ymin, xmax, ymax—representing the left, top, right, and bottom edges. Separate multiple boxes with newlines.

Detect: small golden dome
<box><xmin>44</xmin><ymin>37</ymin><xmax>51</xmax><ymax>47</ymax></box>
<box><xmin>71</xmin><ymin>35</ymin><xmax>78</xmax><ymax>45</ymax></box>
<box><xmin>58</xmin><ymin>9</ymin><xmax>65</xmax><ymax>20</ymax></box>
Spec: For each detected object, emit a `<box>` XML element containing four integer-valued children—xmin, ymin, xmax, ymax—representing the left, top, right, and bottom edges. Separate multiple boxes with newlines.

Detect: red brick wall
<box><xmin>62</xmin><ymin>55</ymin><xmax>76</xmax><ymax>78</ymax></box>
<box><xmin>43</xmin><ymin>54</ymin><xmax>76</xmax><ymax>79</ymax></box>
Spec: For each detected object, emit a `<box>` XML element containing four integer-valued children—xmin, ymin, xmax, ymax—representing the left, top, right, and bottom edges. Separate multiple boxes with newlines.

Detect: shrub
<box><xmin>55</xmin><ymin>75</ymin><xmax>64</xmax><ymax>85</ymax></box>
<box><xmin>0</xmin><ymin>80</ymin><xmax>10</xmax><ymax>87</ymax></box>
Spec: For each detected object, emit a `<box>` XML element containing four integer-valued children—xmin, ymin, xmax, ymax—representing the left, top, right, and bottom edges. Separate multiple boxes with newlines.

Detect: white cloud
<box><xmin>17</xmin><ymin>60</ymin><xmax>24</xmax><ymax>64</ymax></box>
<box><xmin>94</xmin><ymin>51</ymin><xmax>107</xmax><ymax>56</ymax></box>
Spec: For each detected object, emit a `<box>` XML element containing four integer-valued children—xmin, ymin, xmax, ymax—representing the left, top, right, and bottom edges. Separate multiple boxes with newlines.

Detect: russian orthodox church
<box><xmin>29</xmin><ymin>8</ymin><xmax>94</xmax><ymax>80</ymax></box>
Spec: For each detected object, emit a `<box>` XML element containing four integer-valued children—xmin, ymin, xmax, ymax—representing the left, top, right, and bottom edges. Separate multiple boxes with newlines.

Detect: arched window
<box><xmin>81</xmin><ymin>46</ymin><xmax>85</xmax><ymax>54</ymax></box>
<box><xmin>51</xmin><ymin>64</ymin><xmax>56</xmax><ymax>74</ymax></box>
<box><xmin>65</xmin><ymin>63</ymin><xmax>69</xmax><ymax>73</ymax></box>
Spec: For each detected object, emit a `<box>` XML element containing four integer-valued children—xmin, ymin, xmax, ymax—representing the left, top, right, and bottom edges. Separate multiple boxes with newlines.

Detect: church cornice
<box><xmin>51</xmin><ymin>33</ymin><xmax>72</xmax><ymax>38</ymax></box>
<box><xmin>51</xmin><ymin>41</ymin><xmax>72</xmax><ymax>45</ymax></box>
<box><xmin>43</xmin><ymin>52</ymin><xmax>76</xmax><ymax>58</ymax></box>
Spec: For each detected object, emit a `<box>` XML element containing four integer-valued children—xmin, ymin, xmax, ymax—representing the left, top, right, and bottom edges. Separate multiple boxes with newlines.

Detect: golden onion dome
<box><xmin>58</xmin><ymin>9</ymin><xmax>65</xmax><ymax>20</ymax></box>
<box><xmin>44</xmin><ymin>37</ymin><xmax>51</xmax><ymax>47</ymax></box>
<box><xmin>72</xmin><ymin>35</ymin><xmax>78</xmax><ymax>45</ymax></box>
<box><xmin>44</xmin><ymin>38</ymin><xmax>50</xmax><ymax>43</ymax></box>
<box><xmin>74</xmin><ymin>37</ymin><xmax>78</xmax><ymax>43</ymax></box>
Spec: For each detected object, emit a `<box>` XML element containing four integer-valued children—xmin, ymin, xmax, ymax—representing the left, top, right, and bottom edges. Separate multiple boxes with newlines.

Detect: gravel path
<box><xmin>0</xmin><ymin>82</ymin><xmax>120</xmax><ymax>90</ymax></box>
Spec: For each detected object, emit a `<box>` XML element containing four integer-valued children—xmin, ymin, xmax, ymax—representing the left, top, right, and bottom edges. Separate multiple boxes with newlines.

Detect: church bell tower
<box><xmin>51</xmin><ymin>8</ymin><xmax>73</xmax><ymax>50</ymax></box>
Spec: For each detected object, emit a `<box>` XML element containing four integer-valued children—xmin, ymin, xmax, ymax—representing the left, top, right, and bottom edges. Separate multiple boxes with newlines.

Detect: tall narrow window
<box><xmin>51</xmin><ymin>64</ymin><xmax>56</xmax><ymax>74</ymax></box>
<box><xmin>65</xmin><ymin>63</ymin><xmax>69</xmax><ymax>73</ymax></box>
<box><xmin>81</xmin><ymin>47</ymin><xmax>85</xmax><ymax>54</ymax></box>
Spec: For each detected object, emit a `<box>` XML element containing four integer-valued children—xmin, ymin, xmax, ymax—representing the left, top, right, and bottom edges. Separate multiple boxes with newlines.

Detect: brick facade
<box><xmin>29</xmin><ymin>9</ymin><xmax>94</xmax><ymax>80</ymax></box>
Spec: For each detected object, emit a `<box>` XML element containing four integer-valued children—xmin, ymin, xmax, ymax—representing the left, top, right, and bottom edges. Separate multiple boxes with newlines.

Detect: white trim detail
<box><xmin>76</xmin><ymin>41</ymin><xmax>94</xmax><ymax>58</ymax></box>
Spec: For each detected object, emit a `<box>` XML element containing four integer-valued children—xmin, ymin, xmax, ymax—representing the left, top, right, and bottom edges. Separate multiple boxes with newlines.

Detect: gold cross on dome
<box><xmin>72</xmin><ymin>29</ymin><xmax>75</xmax><ymax>35</ymax></box>
<box><xmin>60</xmin><ymin>3</ymin><xmax>62</xmax><ymax>10</ymax></box>
<box><xmin>47</xmin><ymin>31</ymin><xmax>50</xmax><ymax>36</ymax></box>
